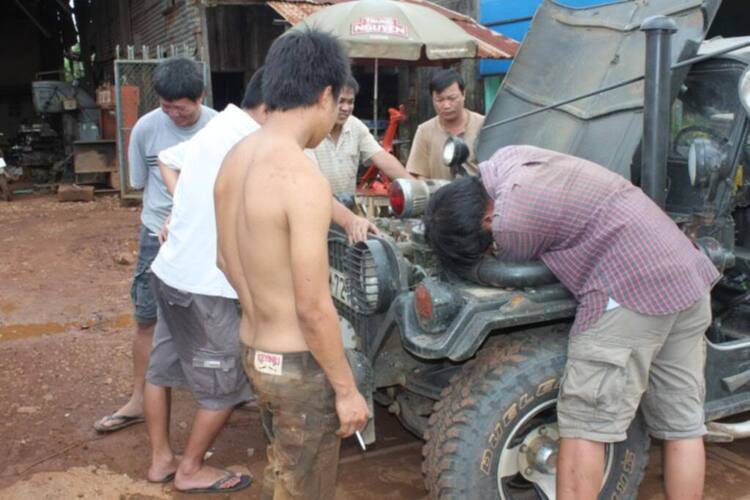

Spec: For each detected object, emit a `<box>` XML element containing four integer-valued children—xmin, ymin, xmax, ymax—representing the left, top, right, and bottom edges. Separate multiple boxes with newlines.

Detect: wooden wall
<box><xmin>206</xmin><ymin>4</ymin><xmax>284</xmax><ymax>81</ymax></box>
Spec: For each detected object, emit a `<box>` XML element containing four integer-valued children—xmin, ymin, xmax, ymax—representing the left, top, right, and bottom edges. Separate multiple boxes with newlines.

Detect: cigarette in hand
<box><xmin>355</xmin><ymin>430</ymin><xmax>366</xmax><ymax>451</ymax></box>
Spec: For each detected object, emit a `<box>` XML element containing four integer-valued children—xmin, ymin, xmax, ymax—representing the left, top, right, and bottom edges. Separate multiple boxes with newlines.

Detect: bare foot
<box><xmin>113</xmin><ymin>399</ymin><xmax>144</xmax><ymax>419</ymax></box>
<box><xmin>174</xmin><ymin>465</ymin><xmax>242</xmax><ymax>492</ymax></box>
<box><xmin>148</xmin><ymin>453</ymin><xmax>180</xmax><ymax>483</ymax></box>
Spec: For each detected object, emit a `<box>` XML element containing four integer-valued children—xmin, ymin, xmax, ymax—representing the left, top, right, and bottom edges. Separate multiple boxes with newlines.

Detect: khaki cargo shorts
<box><xmin>557</xmin><ymin>292</ymin><xmax>711</xmax><ymax>442</ymax></box>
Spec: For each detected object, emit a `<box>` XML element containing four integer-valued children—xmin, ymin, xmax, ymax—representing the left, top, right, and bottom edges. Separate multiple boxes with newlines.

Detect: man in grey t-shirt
<box><xmin>95</xmin><ymin>57</ymin><xmax>217</xmax><ymax>434</ymax></box>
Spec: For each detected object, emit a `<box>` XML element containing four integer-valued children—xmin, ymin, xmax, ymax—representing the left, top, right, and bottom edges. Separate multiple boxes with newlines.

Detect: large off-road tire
<box><xmin>423</xmin><ymin>330</ymin><xmax>650</xmax><ymax>500</ymax></box>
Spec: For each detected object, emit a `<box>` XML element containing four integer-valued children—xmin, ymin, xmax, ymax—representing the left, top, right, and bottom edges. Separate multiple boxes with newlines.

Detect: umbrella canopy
<box><xmin>293</xmin><ymin>0</ymin><xmax>477</xmax><ymax>61</ymax></box>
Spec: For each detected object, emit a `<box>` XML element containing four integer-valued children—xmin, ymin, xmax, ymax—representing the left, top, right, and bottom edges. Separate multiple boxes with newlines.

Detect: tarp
<box><xmin>477</xmin><ymin>0</ymin><xmax>722</xmax><ymax>178</ymax></box>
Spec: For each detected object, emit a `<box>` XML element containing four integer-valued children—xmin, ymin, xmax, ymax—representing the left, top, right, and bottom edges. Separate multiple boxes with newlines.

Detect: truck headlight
<box><xmin>389</xmin><ymin>178</ymin><xmax>450</xmax><ymax>218</ymax></box>
<box><xmin>442</xmin><ymin>136</ymin><xmax>469</xmax><ymax>168</ymax></box>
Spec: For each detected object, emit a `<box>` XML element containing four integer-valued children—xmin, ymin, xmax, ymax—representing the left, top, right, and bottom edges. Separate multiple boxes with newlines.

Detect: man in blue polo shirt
<box><xmin>94</xmin><ymin>57</ymin><xmax>217</xmax><ymax>433</ymax></box>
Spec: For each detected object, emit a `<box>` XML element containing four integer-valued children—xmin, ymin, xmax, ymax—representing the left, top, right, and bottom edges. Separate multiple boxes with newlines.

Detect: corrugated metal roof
<box><xmin>266</xmin><ymin>1</ymin><xmax>334</xmax><ymax>22</ymax></box>
<box><xmin>265</xmin><ymin>0</ymin><xmax>518</xmax><ymax>59</ymax></box>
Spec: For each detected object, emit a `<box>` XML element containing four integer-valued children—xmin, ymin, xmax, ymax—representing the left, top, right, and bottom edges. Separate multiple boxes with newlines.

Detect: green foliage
<box><xmin>64</xmin><ymin>43</ymin><xmax>85</xmax><ymax>82</ymax></box>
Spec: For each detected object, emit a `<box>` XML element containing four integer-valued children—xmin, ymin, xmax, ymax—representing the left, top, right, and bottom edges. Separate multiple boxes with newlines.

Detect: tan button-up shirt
<box><xmin>406</xmin><ymin>110</ymin><xmax>484</xmax><ymax>179</ymax></box>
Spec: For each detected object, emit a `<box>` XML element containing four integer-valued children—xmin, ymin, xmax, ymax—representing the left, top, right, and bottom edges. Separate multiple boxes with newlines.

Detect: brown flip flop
<box><xmin>93</xmin><ymin>413</ymin><xmax>145</xmax><ymax>433</ymax></box>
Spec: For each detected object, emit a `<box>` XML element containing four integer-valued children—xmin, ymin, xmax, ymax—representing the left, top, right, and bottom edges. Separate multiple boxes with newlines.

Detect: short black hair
<box><xmin>424</xmin><ymin>176</ymin><xmax>492</xmax><ymax>272</ymax></box>
<box><xmin>262</xmin><ymin>29</ymin><xmax>350</xmax><ymax>112</ymax></box>
<box><xmin>240</xmin><ymin>66</ymin><xmax>265</xmax><ymax>110</ymax></box>
<box><xmin>152</xmin><ymin>57</ymin><xmax>205</xmax><ymax>101</ymax></box>
<box><xmin>344</xmin><ymin>75</ymin><xmax>359</xmax><ymax>95</ymax></box>
<box><xmin>429</xmin><ymin>69</ymin><xmax>465</xmax><ymax>95</ymax></box>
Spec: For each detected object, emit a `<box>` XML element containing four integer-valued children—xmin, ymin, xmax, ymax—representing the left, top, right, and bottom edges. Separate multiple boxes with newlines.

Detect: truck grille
<box><xmin>328</xmin><ymin>231</ymin><xmax>377</xmax><ymax>314</ymax></box>
<box><xmin>344</xmin><ymin>243</ymin><xmax>380</xmax><ymax>315</ymax></box>
<box><xmin>328</xmin><ymin>230</ymin><xmax>377</xmax><ymax>339</ymax></box>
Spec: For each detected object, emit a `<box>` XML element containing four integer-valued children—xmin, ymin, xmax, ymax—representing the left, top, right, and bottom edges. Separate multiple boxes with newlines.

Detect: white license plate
<box><xmin>330</xmin><ymin>268</ymin><xmax>352</xmax><ymax>307</ymax></box>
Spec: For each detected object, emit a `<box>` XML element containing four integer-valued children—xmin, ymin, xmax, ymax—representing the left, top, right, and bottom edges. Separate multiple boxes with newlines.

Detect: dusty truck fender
<box><xmin>327</xmin><ymin>225</ymin><xmax>576</xmax><ymax>362</ymax></box>
<box><xmin>394</xmin><ymin>283</ymin><xmax>577</xmax><ymax>362</ymax></box>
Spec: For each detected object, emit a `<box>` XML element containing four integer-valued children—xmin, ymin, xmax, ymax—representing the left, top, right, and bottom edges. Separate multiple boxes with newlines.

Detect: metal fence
<box><xmin>114</xmin><ymin>44</ymin><xmax>209</xmax><ymax>199</ymax></box>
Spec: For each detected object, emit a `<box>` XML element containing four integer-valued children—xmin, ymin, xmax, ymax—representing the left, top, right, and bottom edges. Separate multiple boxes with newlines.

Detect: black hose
<box><xmin>461</xmin><ymin>255</ymin><xmax>558</xmax><ymax>288</ymax></box>
<box><xmin>715</xmin><ymin>289</ymin><xmax>750</xmax><ymax>319</ymax></box>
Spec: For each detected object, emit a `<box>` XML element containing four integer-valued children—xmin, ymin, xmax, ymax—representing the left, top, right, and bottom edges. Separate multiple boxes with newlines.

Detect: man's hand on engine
<box><xmin>344</xmin><ymin>215</ymin><xmax>379</xmax><ymax>245</ymax></box>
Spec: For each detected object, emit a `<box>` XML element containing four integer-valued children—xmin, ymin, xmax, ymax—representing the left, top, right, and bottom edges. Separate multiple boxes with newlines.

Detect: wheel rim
<box><xmin>496</xmin><ymin>399</ymin><xmax>614</xmax><ymax>500</ymax></box>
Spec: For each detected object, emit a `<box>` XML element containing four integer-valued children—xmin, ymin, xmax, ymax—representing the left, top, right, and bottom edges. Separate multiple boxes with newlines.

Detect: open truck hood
<box><xmin>477</xmin><ymin>0</ymin><xmax>722</xmax><ymax>178</ymax></box>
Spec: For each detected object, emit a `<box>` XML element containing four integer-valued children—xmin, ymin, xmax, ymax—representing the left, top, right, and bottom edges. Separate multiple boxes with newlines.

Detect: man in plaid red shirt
<box><xmin>425</xmin><ymin>145</ymin><xmax>718</xmax><ymax>500</ymax></box>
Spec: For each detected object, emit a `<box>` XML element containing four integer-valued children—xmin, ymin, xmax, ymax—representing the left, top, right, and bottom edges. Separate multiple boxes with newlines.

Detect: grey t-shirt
<box><xmin>128</xmin><ymin>105</ymin><xmax>217</xmax><ymax>233</ymax></box>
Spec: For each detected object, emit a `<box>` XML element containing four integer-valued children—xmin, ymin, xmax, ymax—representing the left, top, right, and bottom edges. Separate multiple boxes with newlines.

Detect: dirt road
<box><xmin>1</xmin><ymin>194</ymin><xmax>749</xmax><ymax>499</ymax></box>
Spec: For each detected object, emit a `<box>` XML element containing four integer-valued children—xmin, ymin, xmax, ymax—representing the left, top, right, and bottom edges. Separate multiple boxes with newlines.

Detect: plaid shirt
<box><xmin>480</xmin><ymin>145</ymin><xmax>719</xmax><ymax>335</ymax></box>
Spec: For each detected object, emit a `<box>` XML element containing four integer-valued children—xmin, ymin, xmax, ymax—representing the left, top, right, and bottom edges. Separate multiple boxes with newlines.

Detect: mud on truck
<box><xmin>328</xmin><ymin>1</ymin><xmax>750</xmax><ymax>498</ymax></box>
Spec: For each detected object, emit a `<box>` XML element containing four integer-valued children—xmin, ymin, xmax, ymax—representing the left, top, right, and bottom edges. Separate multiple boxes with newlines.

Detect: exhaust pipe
<box><xmin>706</xmin><ymin>420</ymin><xmax>750</xmax><ymax>443</ymax></box>
<box><xmin>640</xmin><ymin>16</ymin><xmax>678</xmax><ymax>209</ymax></box>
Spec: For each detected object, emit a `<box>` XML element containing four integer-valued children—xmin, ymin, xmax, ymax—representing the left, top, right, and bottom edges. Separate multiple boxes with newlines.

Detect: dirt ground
<box><xmin>1</xmin><ymin>193</ymin><xmax>750</xmax><ymax>499</ymax></box>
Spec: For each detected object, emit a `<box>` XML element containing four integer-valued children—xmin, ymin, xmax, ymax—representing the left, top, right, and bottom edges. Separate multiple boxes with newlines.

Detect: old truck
<box><xmin>328</xmin><ymin>1</ymin><xmax>750</xmax><ymax>498</ymax></box>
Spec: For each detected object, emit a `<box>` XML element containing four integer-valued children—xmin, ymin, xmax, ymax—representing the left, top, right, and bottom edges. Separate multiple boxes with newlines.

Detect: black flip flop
<box><xmin>93</xmin><ymin>413</ymin><xmax>145</xmax><ymax>433</ymax></box>
<box><xmin>178</xmin><ymin>472</ymin><xmax>253</xmax><ymax>495</ymax></box>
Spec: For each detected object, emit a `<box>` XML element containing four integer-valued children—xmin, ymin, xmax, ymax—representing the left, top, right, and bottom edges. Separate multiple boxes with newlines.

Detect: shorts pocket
<box><xmin>131</xmin><ymin>272</ymin><xmax>157</xmax><ymax>322</ymax></box>
<box><xmin>130</xmin><ymin>275</ymin><xmax>151</xmax><ymax>308</ymax></box>
<box><xmin>159</xmin><ymin>283</ymin><xmax>193</xmax><ymax>308</ymax></box>
<box><xmin>561</xmin><ymin>344</ymin><xmax>633</xmax><ymax>418</ymax></box>
<box><xmin>191</xmin><ymin>349</ymin><xmax>244</xmax><ymax>396</ymax></box>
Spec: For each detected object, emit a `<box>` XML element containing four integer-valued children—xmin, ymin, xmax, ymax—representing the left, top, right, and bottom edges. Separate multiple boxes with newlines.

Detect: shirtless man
<box><xmin>214</xmin><ymin>30</ymin><xmax>369</xmax><ymax>499</ymax></box>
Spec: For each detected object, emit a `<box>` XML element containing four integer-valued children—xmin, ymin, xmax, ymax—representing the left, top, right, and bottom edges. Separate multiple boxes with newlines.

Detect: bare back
<box><xmin>215</xmin><ymin>129</ymin><xmax>334</xmax><ymax>352</ymax></box>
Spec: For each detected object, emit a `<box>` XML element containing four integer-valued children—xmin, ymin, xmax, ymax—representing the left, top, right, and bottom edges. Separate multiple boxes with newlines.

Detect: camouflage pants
<box><xmin>244</xmin><ymin>348</ymin><xmax>341</xmax><ymax>500</ymax></box>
